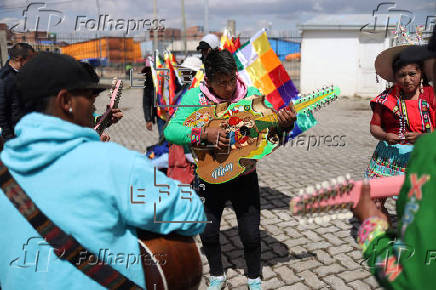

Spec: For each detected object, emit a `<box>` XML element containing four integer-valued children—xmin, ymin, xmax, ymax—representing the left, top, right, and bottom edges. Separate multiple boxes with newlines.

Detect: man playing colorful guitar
<box><xmin>0</xmin><ymin>53</ymin><xmax>206</xmax><ymax>290</ymax></box>
<box><xmin>164</xmin><ymin>48</ymin><xmax>296</xmax><ymax>290</ymax></box>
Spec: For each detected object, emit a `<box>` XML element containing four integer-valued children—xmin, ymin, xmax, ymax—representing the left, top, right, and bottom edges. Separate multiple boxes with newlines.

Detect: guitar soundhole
<box><xmin>240</xmin><ymin>126</ymin><xmax>250</xmax><ymax>136</ymax></box>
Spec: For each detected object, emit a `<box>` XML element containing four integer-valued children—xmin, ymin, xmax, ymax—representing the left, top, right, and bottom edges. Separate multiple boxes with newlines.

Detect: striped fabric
<box><xmin>0</xmin><ymin>162</ymin><xmax>143</xmax><ymax>290</ymax></box>
<box><xmin>149</xmin><ymin>52</ymin><xmax>183</xmax><ymax>120</ymax></box>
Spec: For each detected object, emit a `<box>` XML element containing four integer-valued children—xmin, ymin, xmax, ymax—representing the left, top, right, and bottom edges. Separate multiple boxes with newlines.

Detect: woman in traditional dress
<box><xmin>353</xmin><ymin>31</ymin><xmax>436</xmax><ymax>289</ymax></box>
<box><xmin>365</xmin><ymin>45</ymin><xmax>435</xmax><ymax>200</ymax></box>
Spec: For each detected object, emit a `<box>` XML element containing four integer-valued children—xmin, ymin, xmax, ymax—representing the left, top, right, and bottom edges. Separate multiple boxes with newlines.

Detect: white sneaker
<box><xmin>247</xmin><ymin>277</ymin><xmax>262</xmax><ymax>290</ymax></box>
<box><xmin>208</xmin><ymin>275</ymin><xmax>226</xmax><ymax>290</ymax></box>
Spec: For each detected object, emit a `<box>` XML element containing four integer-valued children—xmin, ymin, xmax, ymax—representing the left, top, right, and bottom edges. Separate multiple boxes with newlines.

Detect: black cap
<box><xmin>196</xmin><ymin>41</ymin><xmax>210</xmax><ymax>51</ymax></box>
<box><xmin>17</xmin><ymin>52</ymin><xmax>110</xmax><ymax>104</ymax></box>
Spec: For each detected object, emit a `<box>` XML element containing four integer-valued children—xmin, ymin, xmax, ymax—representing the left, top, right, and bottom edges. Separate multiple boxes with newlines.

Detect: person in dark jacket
<box><xmin>142</xmin><ymin>61</ymin><xmax>183</xmax><ymax>140</ymax></box>
<box><xmin>0</xmin><ymin>43</ymin><xmax>35</xmax><ymax>140</ymax></box>
<box><xmin>141</xmin><ymin>64</ymin><xmax>159</xmax><ymax>133</ymax></box>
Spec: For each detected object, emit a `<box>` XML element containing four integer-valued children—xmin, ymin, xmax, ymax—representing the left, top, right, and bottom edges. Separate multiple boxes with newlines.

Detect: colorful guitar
<box><xmin>184</xmin><ymin>86</ymin><xmax>340</xmax><ymax>184</ymax></box>
<box><xmin>290</xmin><ymin>174</ymin><xmax>405</xmax><ymax>224</ymax></box>
<box><xmin>94</xmin><ymin>78</ymin><xmax>123</xmax><ymax>135</ymax></box>
<box><xmin>137</xmin><ymin>231</ymin><xmax>202</xmax><ymax>290</ymax></box>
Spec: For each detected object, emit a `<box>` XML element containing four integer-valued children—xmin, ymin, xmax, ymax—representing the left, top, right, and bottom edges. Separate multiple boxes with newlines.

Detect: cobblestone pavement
<box><xmin>97</xmin><ymin>86</ymin><xmax>394</xmax><ymax>290</ymax></box>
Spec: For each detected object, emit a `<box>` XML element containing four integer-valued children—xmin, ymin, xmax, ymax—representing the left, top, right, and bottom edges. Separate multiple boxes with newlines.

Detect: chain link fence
<box><xmin>8</xmin><ymin>31</ymin><xmax>302</xmax><ymax>89</ymax></box>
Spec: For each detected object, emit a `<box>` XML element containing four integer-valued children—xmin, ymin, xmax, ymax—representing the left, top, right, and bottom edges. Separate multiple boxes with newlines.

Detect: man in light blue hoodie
<box><xmin>0</xmin><ymin>52</ymin><xmax>206</xmax><ymax>289</ymax></box>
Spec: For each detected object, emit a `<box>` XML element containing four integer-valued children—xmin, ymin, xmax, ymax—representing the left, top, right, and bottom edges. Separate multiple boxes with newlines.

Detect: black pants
<box><xmin>198</xmin><ymin>171</ymin><xmax>261</xmax><ymax>279</ymax></box>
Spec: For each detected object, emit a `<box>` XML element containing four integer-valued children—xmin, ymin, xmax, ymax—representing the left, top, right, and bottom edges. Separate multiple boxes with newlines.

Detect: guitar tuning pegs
<box><xmin>344</xmin><ymin>211</ymin><xmax>354</xmax><ymax>220</ymax></box>
<box><xmin>307</xmin><ymin>216</ymin><xmax>315</xmax><ymax>224</ymax></box>
<box><xmin>330</xmin><ymin>212</ymin><xmax>337</xmax><ymax>220</ymax></box>
<box><xmin>306</xmin><ymin>185</ymin><xmax>315</xmax><ymax>194</ymax></box>
<box><xmin>336</xmin><ymin>176</ymin><xmax>345</xmax><ymax>184</ymax></box>
<box><xmin>337</xmin><ymin>210</ymin><xmax>347</xmax><ymax>220</ymax></box>
<box><xmin>330</xmin><ymin>178</ymin><xmax>337</xmax><ymax>188</ymax></box>
<box><xmin>322</xmin><ymin>214</ymin><xmax>331</xmax><ymax>223</ymax></box>
<box><xmin>314</xmin><ymin>215</ymin><xmax>324</xmax><ymax>224</ymax></box>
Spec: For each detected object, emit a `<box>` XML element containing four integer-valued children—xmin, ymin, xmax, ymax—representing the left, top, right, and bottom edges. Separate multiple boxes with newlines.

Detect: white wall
<box><xmin>300</xmin><ymin>30</ymin><xmax>390</xmax><ymax>97</ymax></box>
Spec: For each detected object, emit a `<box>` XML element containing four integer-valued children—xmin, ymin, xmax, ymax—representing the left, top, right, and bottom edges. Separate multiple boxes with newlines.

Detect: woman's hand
<box><xmin>146</xmin><ymin>121</ymin><xmax>153</xmax><ymax>131</ymax></box>
<box><xmin>201</xmin><ymin>127</ymin><xmax>230</xmax><ymax>150</ymax></box>
<box><xmin>385</xmin><ymin>133</ymin><xmax>401</xmax><ymax>145</ymax></box>
<box><xmin>404</xmin><ymin>132</ymin><xmax>421</xmax><ymax>144</ymax></box>
<box><xmin>352</xmin><ymin>180</ymin><xmax>388</xmax><ymax>222</ymax></box>
<box><xmin>277</xmin><ymin>104</ymin><xmax>297</xmax><ymax>131</ymax></box>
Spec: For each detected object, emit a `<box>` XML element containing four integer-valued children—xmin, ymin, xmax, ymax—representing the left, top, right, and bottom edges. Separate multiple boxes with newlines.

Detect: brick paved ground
<box><xmin>97</xmin><ymin>86</ymin><xmax>394</xmax><ymax>290</ymax></box>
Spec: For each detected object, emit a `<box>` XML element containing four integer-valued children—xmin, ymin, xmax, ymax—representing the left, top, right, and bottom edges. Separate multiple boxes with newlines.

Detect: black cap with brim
<box><xmin>196</xmin><ymin>41</ymin><xmax>210</xmax><ymax>51</ymax></box>
<box><xmin>17</xmin><ymin>52</ymin><xmax>110</xmax><ymax>105</ymax></box>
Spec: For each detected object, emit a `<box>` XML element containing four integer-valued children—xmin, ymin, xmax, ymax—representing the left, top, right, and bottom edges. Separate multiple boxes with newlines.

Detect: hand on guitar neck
<box><xmin>275</xmin><ymin>103</ymin><xmax>297</xmax><ymax>131</ymax></box>
<box><xmin>108</xmin><ymin>107</ymin><xmax>123</xmax><ymax>125</ymax></box>
<box><xmin>352</xmin><ymin>180</ymin><xmax>388</xmax><ymax>222</ymax></box>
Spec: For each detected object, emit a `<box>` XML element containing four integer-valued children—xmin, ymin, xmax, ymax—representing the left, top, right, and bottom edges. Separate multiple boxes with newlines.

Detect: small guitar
<box><xmin>94</xmin><ymin>78</ymin><xmax>123</xmax><ymax>135</ymax></box>
<box><xmin>137</xmin><ymin>231</ymin><xmax>202</xmax><ymax>290</ymax></box>
<box><xmin>290</xmin><ymin>174</ymin><xmax>405</xmax><ymax>224</ymax></box>
<box><xmin>184</xmin><ymin>86</ymin><xmax>340</xmax><ymax>184</ymax></box>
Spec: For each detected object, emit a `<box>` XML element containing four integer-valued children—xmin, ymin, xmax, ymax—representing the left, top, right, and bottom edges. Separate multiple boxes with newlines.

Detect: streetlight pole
<box><xmin>181</xmin><ymin>0</ymin><xmax>187</xmax><ymax>57</ymax></box>
<box><xmin>153</xmin><ymin>0</ymin><xmax>158</xmax><ymax>52</ymax></box>
<box><xmin>96</xmin><ymin>0</ymin><xmax>103</xmax><ymax>77</ymax></box>
<box><xmin>204</xmin><ymin>0</ymin><xmax>208</xmax><ymax>34</ymax></box>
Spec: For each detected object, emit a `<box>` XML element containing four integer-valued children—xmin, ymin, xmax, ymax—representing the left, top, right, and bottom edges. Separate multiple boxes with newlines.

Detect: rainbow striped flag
<box><xmin>234</xmin><ymin>29</ymin><xmax>299</xmax><ymax>110</ymax></box>
<box><xmin>233</xmin><ymin>29</ymin><xmax>317</xmax><ymax>140</ymax></box>
<box><xmin>149</xmin><ymin>52</ymin><xmax>180</xmax><ymax>120</ymax></box>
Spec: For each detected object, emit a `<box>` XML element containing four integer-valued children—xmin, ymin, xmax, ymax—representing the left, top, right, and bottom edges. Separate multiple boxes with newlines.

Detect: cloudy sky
<box><xmin>0</xmin><ymin>0</ymin><xmax>434</xmax><ymax>36</ymax></box>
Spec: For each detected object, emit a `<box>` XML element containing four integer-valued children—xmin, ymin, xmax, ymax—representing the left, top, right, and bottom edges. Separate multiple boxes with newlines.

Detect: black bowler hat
<box><xmin>17</xmin><ymin>52</ymin><xmax>110</xmax><ymax>104</ymax></box>
<box><xmin>196</xmin><ymin>41</ymin><xmax>211</xmax><ymax>51</ymax></box>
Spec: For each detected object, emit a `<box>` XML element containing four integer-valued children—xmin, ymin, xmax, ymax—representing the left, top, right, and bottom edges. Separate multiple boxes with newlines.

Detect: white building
<box><xmin>298</xmin><ymin>14</ymin><xmax>398</xmax><ymax>97</ymax></box>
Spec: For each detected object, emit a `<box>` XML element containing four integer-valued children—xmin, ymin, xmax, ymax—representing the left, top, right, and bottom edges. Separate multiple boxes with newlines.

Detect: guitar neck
<box><xmin>94</xmin><ymin>79</ymin><xmax>123</xmax><ymax>135</ymax></box>
<box><xmin>360</xmin><ymin>175</ymin><xmax>404</xmax><ymax>200</ymax></box>
<box><xmin>254</xmin><ymin>86</ymin><xmax>340</xmax><ymax>132</ymax></box>
<box><xmin>291</xmin><ymin>174</ymin><xmax>405</xmax><ymax>217</ymax></box>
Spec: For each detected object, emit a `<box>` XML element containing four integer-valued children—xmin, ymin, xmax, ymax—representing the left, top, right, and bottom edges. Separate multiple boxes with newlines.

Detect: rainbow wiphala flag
<box><xmin>233</xmin><ymin>29</ymin><xmax>316</xmax><ymax>139</ymax></box>
<box><xmin>234</xmin><ymin>29</ymin><xmax>298</xmax><ymax>110</ymax></box>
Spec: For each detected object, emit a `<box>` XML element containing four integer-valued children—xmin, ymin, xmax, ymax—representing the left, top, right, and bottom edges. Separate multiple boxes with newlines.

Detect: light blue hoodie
<box><xmin>0</xmin><ymin>113</ymin><xmax>206</xmax><ymax>290</ymax></box>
